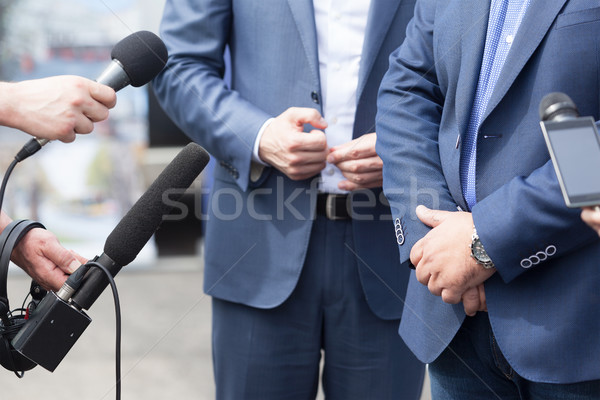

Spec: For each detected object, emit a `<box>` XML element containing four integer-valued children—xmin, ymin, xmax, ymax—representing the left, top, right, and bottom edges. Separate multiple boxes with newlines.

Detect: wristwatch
<box><xmin>470</xmin><ymin>228</ymin><xmax>495</xmax><ymax>269</ymax></box>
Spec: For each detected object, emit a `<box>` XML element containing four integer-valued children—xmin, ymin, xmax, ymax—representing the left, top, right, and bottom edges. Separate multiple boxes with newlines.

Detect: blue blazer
<box><xmin>153</xmin><ymin>0</ymin><xmax>417</xmax><ymax>320</ymax></box>
<box><xmin>377</xmin><ymin>0</ymin><xmax>600</xmax><ymax>383</ymax></box>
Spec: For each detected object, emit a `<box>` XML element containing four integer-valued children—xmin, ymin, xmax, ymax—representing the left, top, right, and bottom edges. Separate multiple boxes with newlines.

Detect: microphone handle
<box><xmin>71</xmin><ymin>253</ymin><xmax>120</xmax><ymax>310</ymax></box>
<box><xmin>95</xmin><ymin>59</ymin><xmax>130</xmax><ymax>91</ymax></box>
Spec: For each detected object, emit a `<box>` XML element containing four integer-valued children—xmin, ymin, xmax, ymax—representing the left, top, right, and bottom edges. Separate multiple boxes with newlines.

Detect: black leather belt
<box><xmin>316</xmin><ymin>193</ymin><xmax>351</xmax><ymax>220</ymax></box>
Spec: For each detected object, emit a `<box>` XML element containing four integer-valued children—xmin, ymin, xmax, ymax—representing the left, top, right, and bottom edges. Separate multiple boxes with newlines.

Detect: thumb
<box><xmin>286</xmin><ymin>107</ymin><xmax>328</xmax><ymax>130</ymax></box>
<box><xmin>416</xmin><ymin>205</ymin><xmax>448</xmax><ymax>228</ymax></box>
<box><xmin>44</xmin><ymin>243</ymin><xmax>82</xmax><ymax>274</ymax></box>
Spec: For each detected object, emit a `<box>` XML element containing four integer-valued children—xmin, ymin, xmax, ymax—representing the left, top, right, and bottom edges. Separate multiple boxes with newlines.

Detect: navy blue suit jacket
<box><xmin>153</xmin><ymin>0</ymin><xmax>416</xmax><ymax>320</ymax></box>
<box><xmin>377</xmin><ymin>0</ymin><xmax>600</xmax><ymax>384</ymax></box>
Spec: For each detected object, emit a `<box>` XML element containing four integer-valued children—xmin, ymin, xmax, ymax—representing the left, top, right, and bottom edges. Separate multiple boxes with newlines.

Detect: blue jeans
<box><xmin>429</xmin><ymin>312</ymin><xmax>600</xmax><ymax>400</ymax></box>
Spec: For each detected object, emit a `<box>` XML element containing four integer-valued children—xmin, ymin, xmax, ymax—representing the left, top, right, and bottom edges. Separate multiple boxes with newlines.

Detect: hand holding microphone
<box><xmin>0</xmin><ymin>76</ymin><xmax>116</xmax><ymax>143</ymax></box>
<box><xmin>0</xmin><ymin>31</ymin><xmax>168</xmax><ymax>293</ymax></box>
<box><xmin>10</xmin><ymin>30</ymin><xmax>168</xmax><ymax>158</ymax></box>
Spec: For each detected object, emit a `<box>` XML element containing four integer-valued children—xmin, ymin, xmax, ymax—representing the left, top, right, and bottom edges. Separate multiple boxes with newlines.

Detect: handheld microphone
<box><xmin>31</xmin><ymin>30</ymin><xmax>168</xmax><ymax>150</ymax></box>
<box><xmin>95</xmin><ymin>30</ymin><xmax>168</xmax><ymax>92</ymax></box>
<box><xmin>539</xmin><ymin>92</ymin><xmax>579</xmax><ymax>122</ymax></box>
<box><xmin>539</xmin><ymin>92</ymin><xmax>600</xmax><ymax>209</ymax></box>
<box><xmin>11</xmin><ymin>143</ymin><xmax>210</xmax><ymax>371</ymax></box>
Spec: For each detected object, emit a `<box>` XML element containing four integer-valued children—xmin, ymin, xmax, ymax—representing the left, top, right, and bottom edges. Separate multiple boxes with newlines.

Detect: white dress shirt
<box><xmin>253</xmin><ymin>0</ymin><xmax>371</xmax><ymax>193</ymax></box>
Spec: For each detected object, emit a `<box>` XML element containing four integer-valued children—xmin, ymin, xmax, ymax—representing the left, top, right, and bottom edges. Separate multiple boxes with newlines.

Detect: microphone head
<box><xmin>539</xmin><ymin>92</ymin><xmax>579</xmax><ymax>121</ymax></box>
<box><xmin>111</xmin><ymin>31</ymin><xmax>168</xmax><ymax>87</ymax></box>
<box><xmin>103</xmin><ymin>143</ymin><xmax>210</xmax><ymax>266</ymax></box>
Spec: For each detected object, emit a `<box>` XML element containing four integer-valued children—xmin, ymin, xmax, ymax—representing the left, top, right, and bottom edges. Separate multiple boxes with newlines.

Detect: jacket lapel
<box><xmin>286</xmin><ymin>0</ymin><xmax>321</xmax><ymax>89</ymax></box>
<box><xmin>482</xmin><ymin>0</ymin><xmax>568</xmax><ymax>121</ymax></box>
<box><xmin>356</xmin><ymin>0</ymin><xmax>403</xmax><ymax>101</ymax></box>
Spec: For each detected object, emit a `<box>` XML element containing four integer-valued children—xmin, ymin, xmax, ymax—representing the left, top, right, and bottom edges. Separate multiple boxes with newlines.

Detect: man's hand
<box><xmin>581</xmin><ymin>206</ymin><xmax>600</xmax><ymax>237</ymax></box>
<box><xmin>11</xmin><ymin>228</ymin><xmax>86</xmax><ymax>291</ymax></box>
<box><xmin>410</xmin><ymin>205</ymin><xmax>496</xmax><ymax>305</ymax></box>
<box><xmin>258</xmin><ymin>107</ymin><xmax>328</xmax><ymax>180</ymax></box>
<box><xmin>0</xmin><ymin>76</ymin><xmax>117</xmax><ymax>143</ymax></box>
<box><xmin>327</xmin><ymin>132</ymin><xmax>383</xmax><ymax>191</ymax></box>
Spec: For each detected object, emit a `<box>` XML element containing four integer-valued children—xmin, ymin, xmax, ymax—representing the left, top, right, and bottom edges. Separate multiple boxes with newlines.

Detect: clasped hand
<box><xmin>410</xmin><ymin>205</ymin><xmax>496</xmax><ymax>316</ymax></box>
<box><xmin>258</xmin><ymin>107</ymin><xmax>383</xmax><ymax>190</ymax></box>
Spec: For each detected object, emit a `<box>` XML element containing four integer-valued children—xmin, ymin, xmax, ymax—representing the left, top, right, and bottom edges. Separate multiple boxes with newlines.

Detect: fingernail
<box><xmin>327</xmin><ymin>154</ymin><xmax>334</xmax><ymax>163</ymax></box>
<box><xmin>68</xmin><ymin>260</ymin><xmax>81</xmax><ymax>274</ymax></box>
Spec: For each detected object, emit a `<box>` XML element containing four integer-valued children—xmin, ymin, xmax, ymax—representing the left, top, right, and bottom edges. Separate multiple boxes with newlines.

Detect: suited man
<box><xmin>153</xmin><ymin>1</ymin><xmax>424</xmax><ymax>399</ymax></box>
<box><xmin>377</xmin><ymin>0</ymin><xmax>600</xmax><ymax>398</ymax></box>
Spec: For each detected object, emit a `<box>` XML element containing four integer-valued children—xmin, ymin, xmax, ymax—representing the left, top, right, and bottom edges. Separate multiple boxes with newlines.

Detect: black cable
<box><xmin>0</xmin><ymin>159</ymin><xmax>18</xmax><ymax>212</ymax></box>
<box><xmin>0</xmin><ymin>138</ymin><xmax>46</xmax><ymax>212</ymax></box>
<box><xmin>84</xmin><ymin>261</ymin><xmax>122</xmax><ymax>400</ymax></box>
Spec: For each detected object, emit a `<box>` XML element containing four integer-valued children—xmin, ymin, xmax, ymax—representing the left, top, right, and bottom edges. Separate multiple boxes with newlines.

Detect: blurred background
<box><xmin>0</xmin><ymin>0</ymin><xmax>207</xmax><ymax>261</ymax></box>
<box><xmin>1</xmin><ymin>1</ymin><xmax>217</xmax><ymax>399</ymax></box>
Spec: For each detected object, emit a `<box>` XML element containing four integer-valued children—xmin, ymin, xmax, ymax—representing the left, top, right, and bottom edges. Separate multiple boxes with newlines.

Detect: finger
<box><xmin>327</xmin><ymin>135</ymin><xmax>377</xmax><ymax>164</ymax></box>
<box><xmin>89</xmin><ymin>81</ymin><xmax>117</xmax><ymax>109</ymax></box>
<box><xmin>338</xmin><ymin>172</ymin><xmax>382</xmax><ymax>191</ymax></box>
<box><xmin>410</xmin><ymin>239</ymin><xmax>424</xmax><ymax>267</ymax></box>
<box><xmin>477</xmin><ymin>284</ymin><xmax>487</xmax><ymax>312</ymax></box>
<box><xmin>44</xmin><ymin>241</ymin><xmax>82</xmax><ymax>275</ymax></box>
<box><xmin>285</xmin><ymin>160</ymin><xmax>327</xmax><ymax>181</ymax></box>
<box><xmin>334</xmin><ymin>156</ymin><xmax>383</xmax><ymax>174</ymax></box>
<box><xmin>73</xmin><ymin>114</ymin><xmax>94</xmax><ymax>136</ymax></box>
<box><xmin>415</xmin><ymin>205</ymin><xmax>448</xmax><ymax>228</ymax></box>
<box><xmin>300</xmin><ymin>130</ymin><xmax>328</xmax><ymax>152</ymax></box>
<box><xmin>70</xmin><ymin>250</ymin><xmax>89</xmax><ymax>266</ymax></box>
<box><xmin>286</xmin><ymin>107</ymin><xmax>328</xmax><ymax>130</ymax></box>
<box><xmin>462</xmin><ymin>287</ymin><xmax>480</xmax><ymax>316</ymax></box>
<box><xmin>83</xmin><ymin>100</ymin><xmax>110</xmax><ymax>123</ymax></box>
<box><xmin>440</xmin><ymin>288</ymin><xmax>462</xmax><ymax>304</ymax></box>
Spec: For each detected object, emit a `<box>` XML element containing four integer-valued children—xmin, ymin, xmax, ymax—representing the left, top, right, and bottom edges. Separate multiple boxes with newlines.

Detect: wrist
<box><xmin>0</xmin><ymin>82</ymin><xmax>19</xmax><ymax>129</ymax></box>
<box><xmin>470</xmin><ymin>227</ymin><xmax>495</xmax><ymax>269</ymax></box>
<box><xmin>0</xmin><ymin>210</ymin><xmax>13</xmax><ymax>232</ymax></box>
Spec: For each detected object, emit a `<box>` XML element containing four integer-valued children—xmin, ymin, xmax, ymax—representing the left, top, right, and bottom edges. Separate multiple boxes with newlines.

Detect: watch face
<box><xmin>473</xmin><ymin>241</ymin><xmax>491</xmax><ymax>263</ymax></box>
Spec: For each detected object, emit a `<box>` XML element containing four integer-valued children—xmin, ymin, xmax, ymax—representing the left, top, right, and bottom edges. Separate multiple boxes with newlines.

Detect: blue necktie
<box><xmin>460</xmin><ymin>0</ymin><xmax>509</xmax><ymax>209</ymax></box>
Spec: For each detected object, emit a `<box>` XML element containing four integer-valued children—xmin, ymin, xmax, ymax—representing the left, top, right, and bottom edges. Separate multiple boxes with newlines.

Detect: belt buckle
<box><xmin>325</xmin><ymin>194</ymin><xmax>345</xmax><ymax>220</ymax></box>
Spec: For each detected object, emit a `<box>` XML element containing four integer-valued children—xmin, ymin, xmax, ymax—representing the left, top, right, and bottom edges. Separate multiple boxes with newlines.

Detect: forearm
<box><xmin>0</xmin><ymin>209</ymin><xmax>12</xmax><ymax>232</ymax></box>
<box><xmin>154</xmin><ymin>0</ymin><xmax>270</xmax><ymax>190</ymax></box>
<box><xmin>0</xmin><ymin>82</ymin><xmax>22</xmax><ymax>130</ymax></box>
<box><xmin>473</xmin><ymin>160</ymin><xmax>599</xmax><ymax>283</ymax></box>
<box><xmin>376</xmin><ymin>0</ymin><xmax>456</xmax><ymax>261</ymax></box>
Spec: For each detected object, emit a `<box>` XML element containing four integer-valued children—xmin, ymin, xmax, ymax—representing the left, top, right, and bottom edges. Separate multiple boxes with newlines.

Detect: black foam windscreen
<box><xmin>103</xmin><ymin>143</ymin><xmax>210</xmax><ymax>266</ymax></box>
<box><xmin>111</xmin><ymin>30</ymin><xmax>168</xmax><ymax>87</ymax></box>
<box><xmin>539</xmin><ymin>92</ymin><xmax>579</xmax><ymax>121</ymax></box>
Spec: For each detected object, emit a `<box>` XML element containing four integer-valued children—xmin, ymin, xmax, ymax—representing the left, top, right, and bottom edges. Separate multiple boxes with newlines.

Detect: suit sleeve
<box><xmin>472</xmin><ymin>150</ymin><xmax>599</xmax><ymax>283</ymax></box>
<box><xmin>376</xmin><ymin>0</ymin><xmax>457</xmax><ymax>263</ymax></box>
<box><xmin>152</xmin><ymin>0</ymin><xmax>271</xmax><ymax>191</ymax></box>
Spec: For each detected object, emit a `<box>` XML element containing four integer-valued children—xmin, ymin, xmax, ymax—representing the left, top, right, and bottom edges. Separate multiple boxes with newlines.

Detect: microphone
<box><xmin>539</xmin><ymin>92</ymin><xmax>579</xmax><ymax>122</ymax></box>
<box><xmin>11</xmin><ymin>143</ymin><xmax>210</xmax><ymax>371</ymax></box>
<box><xmin>31</xmin><ymin>31</ymin><xmax>168</xmax><ymax>150</ymax></box>
<box><xmin>68</xmin><ymin>142</ymin><xmax>210</xmax><ymax>310</ymax></box>
<box><xmin>95</xmin><ymin>30</ymin><xmax>168</xmax><ymax>92</ymax></box>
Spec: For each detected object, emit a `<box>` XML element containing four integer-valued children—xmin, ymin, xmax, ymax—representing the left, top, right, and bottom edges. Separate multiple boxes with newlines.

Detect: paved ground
<box><xmin>4</xmin><ymin>255</ymin><xmax>430</xmax><ymax>400</ymax></box>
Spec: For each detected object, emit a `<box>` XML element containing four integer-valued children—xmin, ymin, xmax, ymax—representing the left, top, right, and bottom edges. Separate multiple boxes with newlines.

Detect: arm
<box><xmin>0</xmin><ymin>76</ymin><xmax>116</xmax><ymax>142</ymax></box>
<box><xmin>152</xmin><ymin>0</ymin><xmax>272</xmax><ymax>191</ymax></box>
<box><xmin>376</xmin><ymin>0</ymin><xmax>457</xmax><ymax>263</ymax></box>
<box><xmin>472</xmin><ymin>161</ymin><xmax>599</xmax><ymax>283</ymax></box>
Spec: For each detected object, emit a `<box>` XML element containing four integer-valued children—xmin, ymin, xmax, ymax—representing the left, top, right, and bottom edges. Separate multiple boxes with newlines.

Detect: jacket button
<box><xmin>311</xmin><ymin>91</ymin><xmax>319</xmax><ymax>104</ymax></box>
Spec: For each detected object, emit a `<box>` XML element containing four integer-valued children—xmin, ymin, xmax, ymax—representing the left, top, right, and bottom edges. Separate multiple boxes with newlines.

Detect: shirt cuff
<box><xmin>252</xmin><ymin>118</ymin><xmax>273</xmax><ymax>166</ymax></box>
